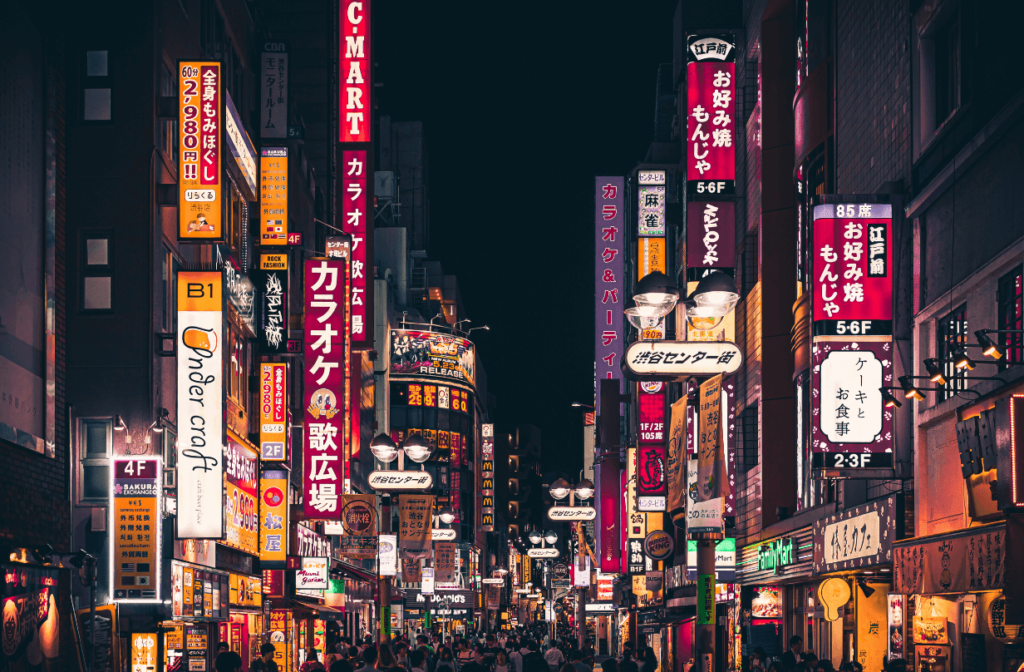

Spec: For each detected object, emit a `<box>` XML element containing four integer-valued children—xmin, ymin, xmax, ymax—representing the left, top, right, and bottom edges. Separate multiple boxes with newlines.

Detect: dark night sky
<box><xmin>376</xmin><ymin>2</ymin><xmax>675</xmax><ymax>475</ymax></box>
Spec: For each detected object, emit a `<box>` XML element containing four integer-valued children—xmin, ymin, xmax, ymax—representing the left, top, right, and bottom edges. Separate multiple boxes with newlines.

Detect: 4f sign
<box><xmin>340</xmin><ymin>1</ymin><xmax>371</xmax><ymax>143</ymax></box>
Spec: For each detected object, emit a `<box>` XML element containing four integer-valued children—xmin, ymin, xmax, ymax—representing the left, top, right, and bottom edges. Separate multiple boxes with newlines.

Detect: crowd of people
<box><xmin>748</xmin><ymin>635</ymin><xmax>910</xmax><ymax>672</ymax></box>
<box><xmin>213</xmin><ymin>626</ymin><xmax>644</xmax><ymax>672</ymax></box>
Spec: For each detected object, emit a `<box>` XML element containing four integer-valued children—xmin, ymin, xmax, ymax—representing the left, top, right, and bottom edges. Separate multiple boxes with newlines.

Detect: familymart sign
<box><xmin>757</xmin><ymin>537</ymin><xmax>795</xmax><ymax>574</ymax></box>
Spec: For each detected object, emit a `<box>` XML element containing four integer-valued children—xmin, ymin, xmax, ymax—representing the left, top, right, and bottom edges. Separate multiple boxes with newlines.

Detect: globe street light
<box><xmin>631</xmin><ymin>271</ymin><xmax>680</xmax><ymax>319</ymax></box>
<box><xmin>548</xmin><ymin>478</ymin><xmax>571</xmax><ymax>501</ymax></box>
<box><xmin>544</xmin><ymin>530</ymin><xmax>559</xmax><ymax>545</ymax></box>
<box><xmin>369</xmin><ymin>433</ymin><xmax>400</xmax><ymax>464</ymax></box>
<box><xmin>691</xmin><ymin>271</ymin><xmax>740</xmax><ymax>318</ymax></box>
<box><xmin>438</xmin><ymin>507</ymin><xmax>456</xmax><ymax>525</ymax></box>
<box><xmin>527</xmin><ymin>530</ymin><xmax>543</xmax><ymax>545</ymax></box>
<box><xmin>402</xmin><ymin>434</ymin><xmax>433</xmax><ymax>464</ymax></box>
<box><xmin>573</xmin><ymin>479</ymin><xmax>595</xmax><ymax>501</ymax></box>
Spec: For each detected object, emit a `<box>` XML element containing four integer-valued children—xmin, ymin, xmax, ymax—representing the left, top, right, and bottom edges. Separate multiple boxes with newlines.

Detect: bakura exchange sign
<box><xmin>624</xmin><ymin>341</ymin><xmax>742</xmax><ymax>380</ymax></box>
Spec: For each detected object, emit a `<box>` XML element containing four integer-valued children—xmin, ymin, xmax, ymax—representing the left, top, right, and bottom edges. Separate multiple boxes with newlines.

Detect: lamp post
<box><xmin>627</xmin><ymin>270</ymin><xmax>738</xmax><ymax>667</ymax></box>
<box><xmin>524</xmin><ymin>529</ymin><xmax>558</xmax><ymax>642</ymax></box>
<box><xmin>369</xmin><ymin>432</ymin><xmax>435</xmax><ymax>643</ymax></box>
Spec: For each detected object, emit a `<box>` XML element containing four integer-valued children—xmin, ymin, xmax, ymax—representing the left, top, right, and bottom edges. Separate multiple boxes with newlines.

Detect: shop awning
<box><xmin>335</xmin><ymin>561</ymin><xmax>377</xmax><ymax>584</ymax></box>
<box><xmin>290</xmin><ymin>598</ymin><xmax>346</xmax><ymax>621</ymax></box>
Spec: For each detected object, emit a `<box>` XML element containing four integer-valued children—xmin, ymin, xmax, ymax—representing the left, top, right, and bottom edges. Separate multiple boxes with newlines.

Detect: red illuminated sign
<box><xmin>811</xmin><ymin>202</ymin><xmax>893</xmax><ymax>335</ymax></box>
<box><xmin>341</xmin><ymin>151</ymin><xmax>369</xmax><ymax>345</ymax></box>
<box><xmin>686</xmin><ymin>35</ymin><xmax>736</xmax><ymax>195</ymax></box>
<box><xmin>339</xmin><ymin>0</ymin><xmax>371</xmax><ymax>143</ymax></box>
<box><xmin>637</xmin><ymin>386</ymin><xmax>667</xmax><ymax>508</ymax></box>
<box><xmin>303</xmin><ymin>259</ymin><xmax>349</xmax><ymax>518</ymax></box>
<box><xmin>686</xmin><ymin>202</ymin><xmax>735</xmax><ymax>275</ymax></box>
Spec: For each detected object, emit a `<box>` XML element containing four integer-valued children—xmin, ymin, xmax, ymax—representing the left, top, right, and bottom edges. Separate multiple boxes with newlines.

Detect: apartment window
<box><xmin>998</xmin><ymin>266</ymin><xmax>1023</xmax><ymax>366</ymax></box>
<box><xmin>738</xmin><ymin>403</ymin><xmax>759</xmax><ymax>472</ymax></box>
<box><xmin>82</xmin><ymin>232</ymin><xmax>113</xmax><ymax>311</ymax></box>
<box><xmin>78</xmin><ymin>418</ymin><xmax>112</xmax><ymax>504</ymax></box>
<box><xmin>160</xmin><ymin>61</ymin><xmax>177</xmax><ymax>167</ymax></box>
<box><xmin>913</xmin><ymin>2</ymin><xmax>961</xmax><ymax>153</ymax></box>
<box><xmin>83</xmin><ymin>50</ymin><xmax>111</xmax><ymax>121</ymax></box>
<box><xmin>937</xmin><ymin>304</ymin><xmax>968</xmax><ymax>401</ymax></box>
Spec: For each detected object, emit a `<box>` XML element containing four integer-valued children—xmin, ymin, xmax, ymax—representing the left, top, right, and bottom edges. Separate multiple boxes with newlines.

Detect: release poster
<box><xmin>390</xmin><ymin>330</ymin><xmax>476</xmax><ymax>387</ymax></box>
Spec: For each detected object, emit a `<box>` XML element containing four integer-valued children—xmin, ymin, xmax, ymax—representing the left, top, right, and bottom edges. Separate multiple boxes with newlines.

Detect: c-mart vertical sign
<box><xmin>340</xmin><ymin>1</ymin><xmax>371</xmax><ymax>143</ymax></box>
<box><xmin>177</xmin><ymin>272</ymin><xmax>224</xmax><ymax>538</ymax></box>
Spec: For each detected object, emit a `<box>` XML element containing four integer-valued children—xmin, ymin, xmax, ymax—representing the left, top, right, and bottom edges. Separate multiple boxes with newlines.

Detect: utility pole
<box><xmin>380</xmin><ymin>494</ymin><xmax>392</xmax><ymax>643</ymax></box>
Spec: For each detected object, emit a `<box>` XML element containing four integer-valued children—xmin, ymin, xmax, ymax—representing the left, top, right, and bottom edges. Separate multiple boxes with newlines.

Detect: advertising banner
<box><xmin>260</xmin><ymin>147</ymin><xmax>288</xmax><ymax>245</ymax></box>
<box><xmin>259</xmin><ymin>362</ymin><xmax>288</xmax><ymax>460</ymax></box>
<box><xmin>178</xmin><ymin>62</ymin><xmax>222</xmax><ymax>241</ymax></box>
<box><xmin>390</xmin><ymin>330</ymin><xmax>476</xmax><ymax>387</ymax></box>
<box><xmin>686</xmin><ymin>35</ymin><xmax>737</xmax><ymax>195</ymax></box>
<box><xmin>638</xmin><ymin>184</ymin><xmax>666</xmax><ymax>237</ymax></box>
<box><xmin>176</xmin><ymin>272</ymin><xmax>224</xmax><ymax>538</ymax></box>
<box><xmin>638</xmin><ymin>237</ymin><xmax>666</xmax><ymax>280</ymax></box>
<box><xmin>341</xmin><ymin>151</ymin><xmax>370</xmax><ymax>346</ymax></box>
<box><xmin>398</xmin><ymin>495</ymin><xmax>434</xmax><ymax>551</ymax></box>
<box><xmin>260</xmin><ymin>43</ymin><xmax>288</xmax><ymax>138</ymax></box>
<box><xmin>402</xmin><ymin>558</ymin><xmax>421</xmax><ymax>583</ymax></box>
<box><xmin>259</xmin><ymin>473</ymin><xmax>288</xmax><ymax>563</ymax></box>
<box><xmin>811</xmin><ymin>339</ymin><xmax>894</xmax><ymax>472</ymax></box>
<box><xmin>667</xmin><ymin>396</ymin><xmax>688</xmax><ymax>520</ymax></box>
<box><xmin>130</xmin><ymin>633</ymin><xmax>157</xmax><ymax>672</ymax></box>
<box><xmin>224</xmin><ymin>437</ymin><xmax>259</xmax><ymax>555</ymax></box>
<box><xmin>813</xmin><ymin>495</ymin><xmax>898</xmax><ymax>574</ymax></box>
<box><xmin>597</xmin><ymin>459</ymin><xmax>620</xmax><ymax>573</ymax></box>
<box><xmin>486</xmin><ymin>585</ymin><xmax>501</xmax><ymax>610</ymax></box>
<box><xmin>229</xmin><ymin>574</ymin><xmax>262</xmax><ymax>608</ymax></box>
<box><xmin>811</xmin><ymin>202</ymin><xmax>893</xmax><ymax>334</ymax></box>
<box><xmin>435</xmin><ymin>542</ymin><xmax>457</xmax><ymax>583</ymax></box>
<box><xmin>112</xmin><ymin>458</ymin><xmax>160</xmax><ymax>600</ymax></box>
<box><xmin>697</xmin><ymin>375</ymin><xmax>729</xmax><ymax>502</ymax></box>
<box><xmin>303</xmin><ymin>259</ymin><xmax>348</xmax><ymax>518</ymax></box>
<box><xmin>297</xmin><ymin>557</ymin><xmax>328</xmax><ymax>590</ymax></box>
<box><xmin>686</xmin><ymin>202</ymin><xmax>735</xmax><ymax>273</ymax></box>
<box><xmin>638</xmin><ymin>386</ymin><xmax>667</xmax><ymax>511</ymax></box>
<box><xmin>378</xmin><ymin>535</ymin><xmax>398</xmax><ymax>577</ymax></box>
<box><xmin>269</xmin><ymin>611</ymin><xmax>291</xmax><ymax>670</ymax></box>
<box><xmin>339</xmin><ymin>494</ymin><xmax>378</xmax><ymax>558</ymax></box>
<box><xmin>224</xmin><ymin>91</ymin><xmax>257</xmax><ymax>199</ymax></box>
<box><xmin>595</xmin><ymin>177</ymin><xmax>624</xmax><ymax>413</ymax></box>
<box><xmin>339</xmin><ymin>0</ymin><xmax>370</xmax><ymax>143</ymax></box>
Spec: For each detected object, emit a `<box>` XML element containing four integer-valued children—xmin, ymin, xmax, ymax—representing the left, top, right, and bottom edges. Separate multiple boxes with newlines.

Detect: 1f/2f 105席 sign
<box><xmin>624</xmin><ymin>341</ymin><xmax>742</xmax><ymax>379</ymax></box>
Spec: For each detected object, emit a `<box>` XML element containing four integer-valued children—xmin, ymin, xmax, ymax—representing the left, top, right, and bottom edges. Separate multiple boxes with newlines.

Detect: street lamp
<box><xmin>631</xmin><ymin>271</ymin><xmax>680</xmax><ymax>318</ymax></box>
<box><xmin>544</xmin><ymin>530</ymin><xmax>559</xmax><ymax>545</ymax></box>
<box><xmin>527</xmin><ymin>530</ymin><xmax>543</xmax><ymax>545</ymax></box>
<box><xmin>691</xmin><ymin>271</ymin><xmax>740</xmax><ymax>317</ymax></box>
<box><xmin>548</xmin><ymin>479</ymin><xmax>571</xmax><ymax>501</ymax></box>
<box><xmin>369</xmin><ymin>433</ymin><xmax>400</xmax><ymax>463</ymax></box>
<box><xmin>438</xmin><ymin>507</ymin><xmax>456</xmax><ymax>525</ymax></box>
<box><xmin>573</xmin><ymin>479</ymin><xmax>595</xmax><ymax>501</ymax></box>
<box><xmin>402</xmin><ymin>434</ymin><xmax>434</xmax><ymax>464</ymax></box>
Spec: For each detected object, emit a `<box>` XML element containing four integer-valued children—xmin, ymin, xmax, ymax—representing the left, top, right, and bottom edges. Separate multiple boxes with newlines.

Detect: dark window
<box><xmin>79</xmin><ymin>418</ymin><xmax>112</xmax><ymax>504</ymax></box>
<box><xmin>81</xmin><ymin>231</ymin><xmax>113</xmax><ymax>312</ymax></box>
<box><xmin>83</xmin><ymin>50</ymin><xmax>111</xmax><ymax>121</ymax></box>
<box><xmin>937</xmin><ymin>304</ymin><xmax>967</xmax><ymax>401</ymax></box>
<box><xmin>998</xmin><ymin>266</ymin><xmax>1023</xmax><ymax>367</ymax></box>
<box><xmin>934</xmin><ymin>15</ymin><xmax>960</xmax><ymax>126</ymax></box>
<box><xmin>739</xmin><ymin>403</ymin><xmax>759</xmax><ymax>472</ymax></box>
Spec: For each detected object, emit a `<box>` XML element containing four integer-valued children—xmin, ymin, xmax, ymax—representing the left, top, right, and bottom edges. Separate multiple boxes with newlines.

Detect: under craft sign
<box><xmin>624</xmin><ymin>341</ymin><xmax>742</xmax><ymax>379</ymax></box>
